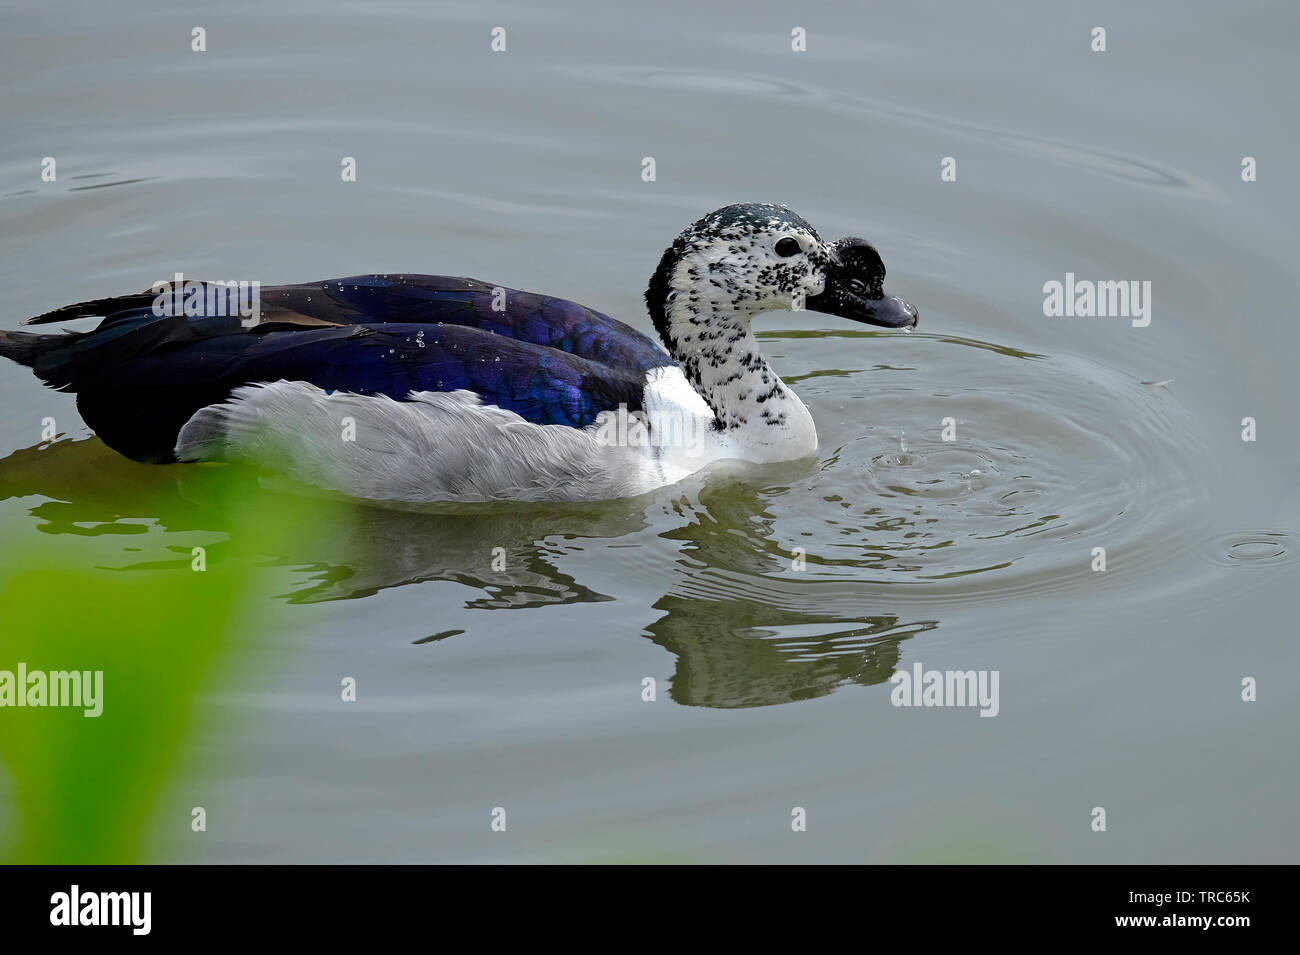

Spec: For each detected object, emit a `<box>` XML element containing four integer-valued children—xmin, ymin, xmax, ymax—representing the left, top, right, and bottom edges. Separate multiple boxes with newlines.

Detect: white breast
<box><xmin>639</xmin><ymin>365</ymin><xmax>819</xmax><ymax>481</ymax></box>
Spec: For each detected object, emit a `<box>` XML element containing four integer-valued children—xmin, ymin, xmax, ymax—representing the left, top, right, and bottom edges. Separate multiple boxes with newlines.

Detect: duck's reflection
<box><xmin>646</xmin><ymin>594</ymin><xmax>934</xmax><ymax>707</ymax></box>
<box><xmin>0</xmin><ymin>438</ymin><xmax>937</xmax><ymax>707</ymax></box>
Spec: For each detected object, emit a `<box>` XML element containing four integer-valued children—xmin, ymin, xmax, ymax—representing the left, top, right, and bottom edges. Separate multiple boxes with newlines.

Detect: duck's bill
<box><xmin>805</xmin><ymin>286</ymin><xmax>919</xmax><ymax>329</ymax></box>
<box><xmin>804</xmin><ymin>235</ymin><xmax>919</xmax><ymax>328</ymax></box>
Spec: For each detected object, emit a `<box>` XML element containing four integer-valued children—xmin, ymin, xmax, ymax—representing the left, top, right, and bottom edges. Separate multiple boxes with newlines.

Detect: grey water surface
<box><xmin>0</xmin><ymin>0</ymin><xmax>1297</xmax><ymax>862</ymax></box>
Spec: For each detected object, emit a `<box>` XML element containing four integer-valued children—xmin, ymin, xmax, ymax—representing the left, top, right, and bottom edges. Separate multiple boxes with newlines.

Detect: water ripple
<box><xmin>1199</xmin><ymin>530</ymin><xmax>1294</xmax><ymax>569</ymax></box>
<box><xmin>675</xmin><ymin>330</ymin><xmax>1212</xmax><ymax>603</ymax></box>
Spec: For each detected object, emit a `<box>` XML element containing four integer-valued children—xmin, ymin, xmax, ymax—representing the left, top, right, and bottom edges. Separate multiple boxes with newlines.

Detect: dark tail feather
<box><xmin>6</xmin><ymin>291</ymin><xmax>142</xmax><ymax>379</ymax></box>
<box><xmin>0</xmin><ymin>328</ymin><xmax>69</xmax><ymax>369</ymax></box>
<box><xmin>25</xmin><ymin>290</ymin><xmax>157</xmax><ymax>326</ymax></box>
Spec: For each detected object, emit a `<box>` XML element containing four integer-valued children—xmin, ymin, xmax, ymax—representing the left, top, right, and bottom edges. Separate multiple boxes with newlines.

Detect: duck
<box><xmin>0</xmin><ymin>203</ymin><xmax>917</xmax><ymax>503</ymax></box>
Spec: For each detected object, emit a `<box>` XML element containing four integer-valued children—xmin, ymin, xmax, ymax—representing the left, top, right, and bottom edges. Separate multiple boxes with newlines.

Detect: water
<box><xmin>1</xmin><ymin>0</ymin><xmax>1297</xmax><ymax>862</ymax></box>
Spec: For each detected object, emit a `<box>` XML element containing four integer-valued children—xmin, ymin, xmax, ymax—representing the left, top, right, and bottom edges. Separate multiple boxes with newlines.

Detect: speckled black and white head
<box><xmin>644</xmin><ymin>202</ymin><xmax>917</xmax><ymax>432</ymax></box>
<box><xmin>647</xmin><ymin>203</ymin><xmax>825</xmax><ymax>350</ymax></box>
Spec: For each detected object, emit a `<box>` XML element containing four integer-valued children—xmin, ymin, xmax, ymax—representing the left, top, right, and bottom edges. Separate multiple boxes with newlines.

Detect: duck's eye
<box><xmin>849</xmin><ymin>278</ymin><xmax>867</xmax><ymax>294</ymax></box>
<box><xmin>774</xmin><ymin>237</ymin><xmax>802</xmax><ymax>257</ymax></box>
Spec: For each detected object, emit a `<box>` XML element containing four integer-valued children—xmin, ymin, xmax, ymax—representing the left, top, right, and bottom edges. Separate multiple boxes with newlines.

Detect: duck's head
<box><xmin>645</xmin><ymin>202</ymin><xmax>918</xmax><ymax>354</ymax></box>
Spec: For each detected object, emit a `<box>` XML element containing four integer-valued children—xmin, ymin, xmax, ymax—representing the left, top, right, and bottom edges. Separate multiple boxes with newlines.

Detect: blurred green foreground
<box><xmin>0</xmin><ymin>453</ymin><xmax>346</xmax><ymax>863</ymax></box>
